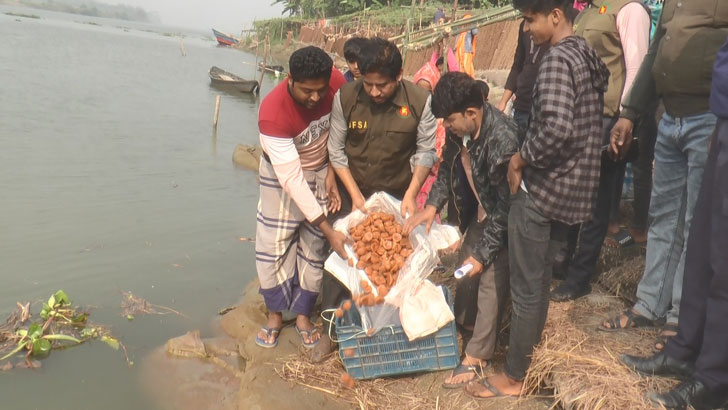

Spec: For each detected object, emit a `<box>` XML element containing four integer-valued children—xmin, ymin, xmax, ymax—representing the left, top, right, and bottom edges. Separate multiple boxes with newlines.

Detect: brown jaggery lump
<box><xmin>348</xmin><ymin>212</ymin><xmax>414</xmax><ymax>307</ymax></box>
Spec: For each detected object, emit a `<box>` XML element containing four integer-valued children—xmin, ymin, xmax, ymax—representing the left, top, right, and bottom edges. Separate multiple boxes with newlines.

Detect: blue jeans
<box><xmin>633</xmin><ymin>111</ymin><xmax>716</xmax><ymax>324</ymax></box>
<box><xmin>512</xmin><ymin>109</ymin><xmax>530</xmax><ymax>139</ymax></box>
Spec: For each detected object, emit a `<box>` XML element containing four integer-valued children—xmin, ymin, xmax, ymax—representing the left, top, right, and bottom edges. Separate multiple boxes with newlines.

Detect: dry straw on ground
<box><xmin>598</xmin><ymin>255</ymin><xmax>646</xmax><ymax>304</ymax></box>
<box><xmin>276</xmin><ymin>353</ymin><xmax>478</xmax><ymax>410</ymax></box>
<box><xmin>523</xmin><ymin>293</ymin><xmax>678</xmax><ymax>410</ymax></box>
<box><xmin>276</xmin><ymin>349</ymin><xmax>550</xmax><ymax>410</ymax></box>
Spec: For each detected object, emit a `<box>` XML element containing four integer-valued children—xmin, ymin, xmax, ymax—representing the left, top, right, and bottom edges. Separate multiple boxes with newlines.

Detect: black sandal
<box><xmin>599</xmin><ymin>309</ymin><xmax>656</xmax><ymax>332</ymax></box>
<box><xmin>654</xmin><ymin>323</ymin><xmax>679</xmax><ymax>352</ymax></box>
<box><xmin>442</xmin><ymin>361</ymin><xmax>490</xmax><ymax>389</ymax></box>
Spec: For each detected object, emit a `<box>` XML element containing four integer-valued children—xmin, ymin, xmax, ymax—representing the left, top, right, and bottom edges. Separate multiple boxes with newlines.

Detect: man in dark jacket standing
<box><xmin>620</xmin><ymin>37</ymin><xmax>728</xmax><ymax>410</ymax></box>
<box><xmin>405</xmin><ymin>72</ymin><xmax>519</xmax><ymax>388</ymax></box>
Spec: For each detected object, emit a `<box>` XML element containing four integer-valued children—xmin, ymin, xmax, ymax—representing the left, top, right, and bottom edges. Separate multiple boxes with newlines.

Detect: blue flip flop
<box><xmin>255</xmin><ymin>326</ymin><xmax>281</xmax><ymax>349</ymax></box>
<box><xmin>295</xmin><ymin>326</ymin><xmax>320</xmax><ymax>349</ymax></box>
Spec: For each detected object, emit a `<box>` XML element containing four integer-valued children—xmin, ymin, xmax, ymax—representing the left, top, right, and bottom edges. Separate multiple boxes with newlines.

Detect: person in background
<box><xmin>464</xmin><ymin>0</ymin><xmax>609</xmax><ymax>398</ymax></box>
<box><xmin>312</xmin><ymin>38</ymin><xmax>438</xmax><ymax>362</ymax></box>
<box><xmin>413</xmin><ymin>56</ymin><xmax>447</xmax><ymax>212</ymax></box>
<box><xmin>455</xmin><ymin>15</ymin><xmax>478</xmax><ymax>78</ymax></box>
<box><xmin>405</xmin><ymin>72</ymin><xmax>518</xmax><ymax>389</ymax></box>
<box><xmin>343</xmin><ymin>37</ymin><xmax>367</xmax><ymax>83</ymax></box>
<box><xmin>254</xmin><ymin>46</ymin><xmax>348</xmax><ymax>349</ymax></box>
<box><xmin>619</xmin><ymin>37</ymin><xmax>728</xmax><ymax>410</ymax></box>
<box><xmin>434</xmin><ymin>7</ymin><xmax>446</xmax><ymax>25</ymax></box>
<box><xmin>496</xmin><ymin>19</ymin><xmax>550</xmax><ymax>134</ymax></box>
<box><xmin>606</xmin><ymin>0</ymin><xmax>664</xmax><ymax>247</ymax></box>
<box><xmin>549</xmin><ymin>0</ymin><xmax>651</xmax><ymax>302</ymax></box>
<box><xmin>603</xmin><ymin>0</ymin><xmax>727</xmax><ymax>353</ymax></box>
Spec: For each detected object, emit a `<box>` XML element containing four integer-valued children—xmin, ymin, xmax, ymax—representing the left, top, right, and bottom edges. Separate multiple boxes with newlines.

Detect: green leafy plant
<box><xmin>1</xmin><ymin>290</ymin><xmax>127</xmax><ymax>368</ymax></box>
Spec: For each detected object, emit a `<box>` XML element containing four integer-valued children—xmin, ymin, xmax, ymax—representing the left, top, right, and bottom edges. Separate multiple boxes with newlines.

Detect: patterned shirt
<box><xmin>521</xmin><ymin>36</ymin><xmax>610</xmax><ymax>225</ymax></box>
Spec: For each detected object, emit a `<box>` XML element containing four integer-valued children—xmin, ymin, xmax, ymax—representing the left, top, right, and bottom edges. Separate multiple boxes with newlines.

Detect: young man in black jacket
<box><xmin>405</xmin><ymin>72</ymin><xmax>520</xmax><ymax>388</ymax></box>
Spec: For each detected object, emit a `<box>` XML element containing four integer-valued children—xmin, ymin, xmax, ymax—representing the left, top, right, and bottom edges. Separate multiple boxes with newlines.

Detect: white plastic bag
<box><xmin>400</xmin><ymin>281</ymin><xmax>454</xmax><ymax>341</ymax></box>
<box><xmin>323</xmin><ymin>192</ymin><xmax>460</xmax><ymax>336</ymax></box>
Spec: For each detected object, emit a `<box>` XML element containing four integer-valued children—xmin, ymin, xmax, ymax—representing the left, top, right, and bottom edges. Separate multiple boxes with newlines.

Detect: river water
<box><xmin>0</xmin><ymin>6</ymin><xmax>280</xmax><ymax>409</ymax></box>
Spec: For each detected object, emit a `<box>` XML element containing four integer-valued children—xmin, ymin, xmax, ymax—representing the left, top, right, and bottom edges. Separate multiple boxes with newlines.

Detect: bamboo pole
<box><xmin>213</xmin><ymin>95</ymin><xmax>221</xmax><ymax>129</ymax></box>
<box><xmin>391</xmin><ymin>6</ymin><xmax>517</xmax><ymax>45</ymax></box>
<box><xmin>256</xmin><ymin>32</ymin><xmax>269</xmax><ymax>94</ymax></box>
<box><xmin>402</xmin><ymin>18</ymin><xmax>411</xmax><ymax>65</ymax></box>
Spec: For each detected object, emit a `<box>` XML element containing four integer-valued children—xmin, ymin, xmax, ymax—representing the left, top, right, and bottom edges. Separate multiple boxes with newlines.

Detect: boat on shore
<box><xmin>208</xmin><ymin>66</ymin><xmax>259</xmax><ymax>93</ymax></box>
<box><xmin>258</xmin><ymin>62</ymin><xmax>285</xmax><ymax>74</ymax></box>
<box><xmin>211</xmin><ymin>28</ymin><xmax>239</xmax><ymax>46</ymax></box>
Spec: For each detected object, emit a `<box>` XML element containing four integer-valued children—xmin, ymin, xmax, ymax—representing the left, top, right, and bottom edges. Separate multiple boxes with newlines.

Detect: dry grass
<box><xmin>523</xmin><ymin>293</ymin><xmax>678</xmax><ymax>410</ymax></box>
<box><xmin>597</xmin><ymin>255</ymin><xmax>645</xmax><ymax>304</ymax></box>
<box><xmin>275</xmin><ymin>353</ymin><xmax>473</xmax><ymax>410</ymax></box>
<box><xmin>275</xmin><ymin>352</ymin><xmax>547</xmax><ymax>410</ymax></box>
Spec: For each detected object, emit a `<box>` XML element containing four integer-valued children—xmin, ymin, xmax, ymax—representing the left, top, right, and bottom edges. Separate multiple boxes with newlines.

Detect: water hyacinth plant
<box><xmin>0</xmin><ymin>290</ymin><xmax>125</xmax><ymax>369</ymax></box>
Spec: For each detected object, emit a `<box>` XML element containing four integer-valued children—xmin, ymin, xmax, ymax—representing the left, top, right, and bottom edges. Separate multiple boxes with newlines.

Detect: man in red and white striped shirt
<box><xmin>254</xmin><ymin>46</ymin><xmax>348</xmax><ymax>349</ymax></box>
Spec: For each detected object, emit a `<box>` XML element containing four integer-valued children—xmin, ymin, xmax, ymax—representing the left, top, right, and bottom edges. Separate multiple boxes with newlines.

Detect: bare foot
<box><xmin>257</xmin><ymin>311</ymin><xmax>283</xmax><ymax>345</ymax></box>
<box><xmin>629</xmin><ymin>227</ymin><xmax>648</xmax><ymax>243</ymax></box>
<box><xmin>295</xmin><ymin>315</ymin><xmax>320</xmax><ymax>345</ymax></box>
<box><xmin>464</xmin><ymin>372</ymin><xmax>522</xmax><ymax>398</ymax></box>
<box><xmin>654</xmin><ymin>323</ymin><xmax>678</xmax><ymax>351</ymax></box>
<box><xmin>443</xmin><ymin>355</ymin><xmax>488</xmax><ymax>386</ymax></box>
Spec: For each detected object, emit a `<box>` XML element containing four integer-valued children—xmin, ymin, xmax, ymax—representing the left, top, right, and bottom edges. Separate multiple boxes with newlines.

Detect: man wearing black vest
<box><xmin>311</xmin><ymin>38</ymin><xmax>438</xmax><ymax>361</ymax></box>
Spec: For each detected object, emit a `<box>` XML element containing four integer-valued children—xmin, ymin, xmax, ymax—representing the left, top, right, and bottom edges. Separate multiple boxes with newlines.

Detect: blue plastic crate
<box><xmin>335</xmin><ymin>286</ymin><xmax>458</xmax><ymax>380</ymax></box>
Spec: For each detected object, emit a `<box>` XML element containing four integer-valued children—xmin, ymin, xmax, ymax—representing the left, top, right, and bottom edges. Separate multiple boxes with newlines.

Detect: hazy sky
<box><xmin>99</xmin><ymin>0</ymin><xmax>285</xmax><ymax>31</ymax></box>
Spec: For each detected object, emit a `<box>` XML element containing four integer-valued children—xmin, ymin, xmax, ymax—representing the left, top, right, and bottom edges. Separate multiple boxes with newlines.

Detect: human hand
<box><xmin>461</xmin><ymin>256</ymin><xmax>484</xmax><ymax>277</ymax></box>
<box><xmin>497</xmin><ymin>100</ymin><xmax>508</xmax><ymax>112</ymax></box>
<box><xmin>609</xmin><ymin>118</ymin><xmax>634</xmax><ymax>160</ymax></box>
<box><xmin>507</xmin><ymin>153</ymin><xmax>525</xmax><ymax>195</ymax></box>
<box><xmin>352</xmin><ymin>193</ymin><xmax>367</xmax><ymax>214</ymax></box>
<box><xmin>400</xmin><ymin>193</ymin><xmax>417</xmax><ymax>220</ymax></box>
<box><xmin>325</xmin><ymin>170</ymin><xmax>341</xmax><ymax>214</ymax></box>
<box><xmin>403</xmin><ymin>205</ymin><xmax>437</xmax><ymax>235</ymax></box>
<box><xmin>325</xmin><ymin>229</ymin><xmax>352</xmax><ymax>260</ymax></box>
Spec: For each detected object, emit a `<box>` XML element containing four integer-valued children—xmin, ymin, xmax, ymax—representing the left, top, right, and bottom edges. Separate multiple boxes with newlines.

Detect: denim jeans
<box><xmin>631</xmin><ymin>103</ymin><xmax>659</xmax><ymax>230</ymax></box>
<box><xmin>512</xmin><ymin>109</ymin><xmax>530</xmax><ymax>141</ymax></box>
<box><xmin>633</xmin><ymin>111</ymin><xmax>716</xmax><ymax>324</ymax></box>
<box><xmin>505</xmin><ymin>189</ymin><xmax>569</xmax><ymax>380</ymax></box>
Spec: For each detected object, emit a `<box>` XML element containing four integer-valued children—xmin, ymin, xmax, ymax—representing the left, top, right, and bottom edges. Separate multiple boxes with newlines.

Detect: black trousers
<box><xmin>665</xmin><ymin>119</ymin><xmax>728</xmax><ymax>391</ymax></box>
<box><xmin>563</xmin><ymin>117</ymin><xmax>625</xmax><ymax>288</ymax></box>
<box><xmin>505</xmin><ymin>189</ymin><xmax>571</xmax><ymax>380</ymax></box>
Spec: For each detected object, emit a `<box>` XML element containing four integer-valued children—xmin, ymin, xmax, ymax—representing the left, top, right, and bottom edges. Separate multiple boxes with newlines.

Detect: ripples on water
<box><xmin>0</xmin><ymin>6</ymin><xmax>280</xmax><ymax>408</ymax></box>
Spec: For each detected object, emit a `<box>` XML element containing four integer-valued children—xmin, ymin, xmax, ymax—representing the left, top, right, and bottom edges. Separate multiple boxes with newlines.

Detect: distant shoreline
<box><xmin>0</xmin><ymin>0</ymin><xmax>159</xmax><ymax>23</ymax></box>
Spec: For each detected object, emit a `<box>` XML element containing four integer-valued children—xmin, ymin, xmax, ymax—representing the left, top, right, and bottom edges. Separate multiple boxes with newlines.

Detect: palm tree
<box><xmin>272</xmin><ymin>0</ymin><xmax>302</xmax><ymax>16</ymax></box>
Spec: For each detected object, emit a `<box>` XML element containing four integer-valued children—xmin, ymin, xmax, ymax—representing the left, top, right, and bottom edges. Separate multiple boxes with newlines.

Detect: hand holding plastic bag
<box><xmin>323</xmin><ymin>192</ymin><xmax>460</xmax><ymax>337</ymax></box>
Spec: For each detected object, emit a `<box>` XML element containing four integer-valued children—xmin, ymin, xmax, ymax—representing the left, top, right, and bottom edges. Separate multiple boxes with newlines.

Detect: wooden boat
<box><xmin>258</xmin><ymin>62</ymin><xmax>286</xmax><ymax>74</ymax></box>
<box><xmin>208</xmin><ymin>66</ymin><xmax>259</xmax><ymax>93</ymax></box>
<box><xmin>211</xmin><ymin>28</ymin><xmax>239</xmax><ymax>46</ymax></box>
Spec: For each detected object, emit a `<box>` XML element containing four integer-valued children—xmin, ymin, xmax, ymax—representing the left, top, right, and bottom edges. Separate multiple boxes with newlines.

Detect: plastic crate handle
<box><xmin>320</xmin><ymin>308</ymin><xmax>397</xmax><ymax>343</ymax></box>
